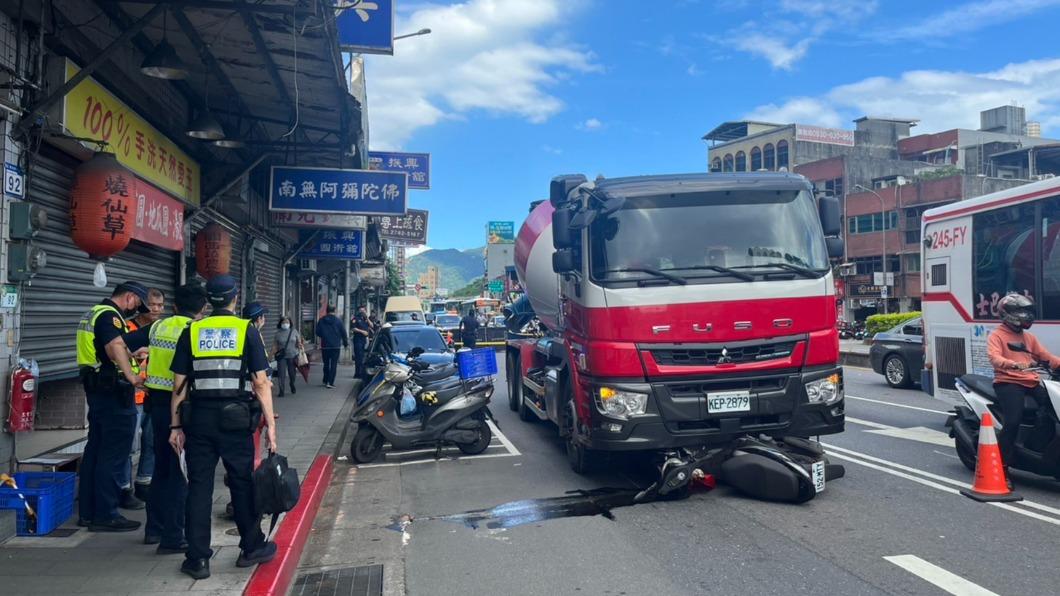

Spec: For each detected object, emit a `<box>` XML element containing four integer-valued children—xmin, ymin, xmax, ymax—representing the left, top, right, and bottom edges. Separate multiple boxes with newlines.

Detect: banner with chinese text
<box><xmin>299</xmin><ymin>230</ymin><xmax>363</xmax><ymax>260</ymax></box>
<box><xmin>374</xmin><ymin>209</ymin><xmax>428</xmax><ymax>245</ymax></box>
<box><xmin>368</xmin><ymin>151</ymin><xmax>430</xmax><ymax>190</ymax></box>
<box><xmin>133</xmin><ymin>178</ymin><xmax>184</xmax><ymax>251</ymax></box>
<box><xmin>272</xmin><ymin>212</ymin><xmax>367</xmax><ymax>230</ymax></box>
<box><xmin>269</xmin><ymin>166</ymin><xmax>407</xmax><ymax>216</ymax></box>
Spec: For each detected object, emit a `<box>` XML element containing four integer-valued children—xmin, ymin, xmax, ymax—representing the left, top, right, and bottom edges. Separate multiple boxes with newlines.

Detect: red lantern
<box><xmin>195</xmin><ymin>222</ymin><xmax>232</xmax><ymax>278</ymax></box>
<box><xmin>69</xmin><ymin>152</ymin><xmax>135</xmax><ymax>259</ymax></box>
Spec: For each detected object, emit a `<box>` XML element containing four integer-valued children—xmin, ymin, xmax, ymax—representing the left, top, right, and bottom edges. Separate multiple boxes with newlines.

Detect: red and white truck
<box><xmin>505</xmin><ymin>173</ymin><xmax>847</xmax><ymax>497</ymax></box>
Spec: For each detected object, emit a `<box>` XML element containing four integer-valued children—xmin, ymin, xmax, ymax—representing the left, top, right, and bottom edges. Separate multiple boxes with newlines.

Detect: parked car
<box><xmin>869</xmin><ymin>317</ymin><xmax>924</xmax><ymax>388</ymax></box>
<box><xmin>489</xmin><ymin>315</ymin><xmax>505</xmax><ymax>328</ymax></box>
<box><xmin>384</xmin><ymin>296</ymin><xmax>426</xmax><ymax>323</ymax></box>
<box><xmin>435</xmin><ymin>313</ymin><xmax>461</xmax><ymax>333</ymax></box>
<box><xmin>365</xmin><ymin>324</ymin><xmax>453</xmax><ymax>377</ymax></box>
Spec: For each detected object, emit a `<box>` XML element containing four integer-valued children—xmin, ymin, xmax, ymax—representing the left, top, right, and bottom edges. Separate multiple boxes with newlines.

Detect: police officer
<box><xmin>123</xmin><ymin>283</ymin><xmax>208</xmax><ymax>553</ymax></box>
<box><xmin>76</xmin><ymin>281</ymin><xmax>149</xmax><ymax>532</ymax></box>
<box><xmin>168</xmin><ymin>275</ymin><xmax>277</xmax><ymax>580</ymax></box>
<box><xmin>242</xmin><ymin>302</ymin><xmax>268</xmax><ymax>332</ymax></box>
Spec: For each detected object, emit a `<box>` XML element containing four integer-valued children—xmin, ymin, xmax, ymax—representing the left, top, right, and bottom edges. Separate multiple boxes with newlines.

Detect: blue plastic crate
<box><xmin>457</xmin><ymin>348</ymin><xmax>498</xmax><ymax>380</ymax></box>
<box><xmin>0</xmin><ymin>472</ymin><xmax>76</xmax><ymax>536</ymax></box>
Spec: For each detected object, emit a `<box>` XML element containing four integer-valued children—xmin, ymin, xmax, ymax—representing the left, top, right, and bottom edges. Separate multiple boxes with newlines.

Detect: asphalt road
<box><xmin>320</xmin><ymin>362</ymin><xmax>1060</xmax><ymax>596</ymax></box>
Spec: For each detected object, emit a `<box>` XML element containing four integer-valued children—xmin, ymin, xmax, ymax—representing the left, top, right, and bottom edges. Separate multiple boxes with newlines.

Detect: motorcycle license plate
<box><xmin>812</xmin><ymin>461</ymin><xmax>826</xmax><ymax>493</ymax></box>
<box><xmin>706</xmin><ymin>391</ymin><xmax>751</xmax><ymax>414</ymax></box>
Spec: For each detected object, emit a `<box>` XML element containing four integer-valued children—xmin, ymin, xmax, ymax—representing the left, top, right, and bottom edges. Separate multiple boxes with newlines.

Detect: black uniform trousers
<box><xmin>145</xmin><ymin>389</ymin><xmax>186</xmax><ymax>547</ymax></box>
<box><xmin>184</xmin><ymin>400</ymin><xmax>265</xmax><ymax>562</ymax></box>
<box><xmin>353</xmin><ymin>338</ymin><xmax>367</xmax><ymax>380</ymax></box>
<box><xmin>78</xmin><ymin>387</ymin><xmax>137</xmax><ymax>522</ymax></box>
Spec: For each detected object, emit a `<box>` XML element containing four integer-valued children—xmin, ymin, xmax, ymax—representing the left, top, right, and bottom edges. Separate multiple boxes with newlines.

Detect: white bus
<box><xmin>921</xmin><ymin>176</ymin><xmax>1060</xmax><ymax>402</ymax></box>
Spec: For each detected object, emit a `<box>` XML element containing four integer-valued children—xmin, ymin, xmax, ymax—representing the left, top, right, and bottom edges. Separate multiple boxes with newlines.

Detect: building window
<box><xmin>972</xmin><ymin>203</ymin><xmax>1035</xmax><ymax>319</ymax></box>
<box><xmin>750</xmin><ymin>147</ymin><xmax>762</xmax><ymax>171</ymax></box>
<box><xmin>735</xmin><ymin>151</ymin><xmax>746</xmax><ymax>172</ymax></box>
<box><xmin>846</xmin><ymin>211</ymin><xmax>899</xmax><ymax>234</ymax></box>
<box><xmin>825</xmin><ymin>177</ymin><xmax>844</xmax><ymax>197</ymax></box>
<box><xmin>723</xmin><ymin>154</ymin><xmax>734</xmax><ymax>172</ymax></box>
<box><xmin>711</xmin><ymin>157</ymin><xmax>722</xmax><ymax>173</ymax></box>
<box><xmin>853</xmin><ymin>255</ymin><xmax>901</xmax><ymax>275</ymax></box>
<box><xmin>848</xmin><ymin>217</ymin><xmax>857</xmax><ymax>235</ymax></box>
<box><xmin>763</xmin><ymin>144</ymin><xmax>775</xmax><ymax>170</ymax></box>
<box><xmin>776</xmin><ymin>140</ymin><xmax>789</xmax><ymax>170</ymax></box>
<box><xmin>904</xmin><ymin>254</ymin><xmax>921</xmax><ymax>273</ymax></box>
<box><xmin>905</xmin><ymin>230</ymin><xmax>921</xmax><ymax>245</ymax></box>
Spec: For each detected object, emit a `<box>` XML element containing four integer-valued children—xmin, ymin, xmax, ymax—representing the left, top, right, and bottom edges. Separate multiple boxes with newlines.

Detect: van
<box><xmin>383</xmin><ymin>296</ymin><xmax>425</xmax><ymax>324</ymax></box>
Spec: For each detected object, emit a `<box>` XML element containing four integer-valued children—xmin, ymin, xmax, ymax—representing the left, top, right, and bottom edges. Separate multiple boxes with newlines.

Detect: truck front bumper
<box><xmin>581</xmin><ymin>367</ymin><xmax>845</xmax><ymax>452</ymax></box>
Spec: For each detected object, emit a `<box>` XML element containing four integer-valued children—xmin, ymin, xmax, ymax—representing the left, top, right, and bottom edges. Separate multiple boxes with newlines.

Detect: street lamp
<box><xmin>854</xmin><ymin>184</ymin><xmax>889</xmax><ymax>314</ymax></box>
<box><xmin>393</xmin><ymin>28</ymin><xmax>432</xmax><ymax>41</ymax></box>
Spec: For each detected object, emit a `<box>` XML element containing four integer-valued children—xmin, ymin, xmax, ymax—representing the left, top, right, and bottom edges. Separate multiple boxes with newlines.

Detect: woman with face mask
<box><xmin>273</xmin><ymin>317</ymin><xmax>304</xmax><ymax>396</ymax></box>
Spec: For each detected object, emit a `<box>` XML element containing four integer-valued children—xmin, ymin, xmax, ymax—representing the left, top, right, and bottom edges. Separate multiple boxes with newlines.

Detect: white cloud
<box><xmin>365</xmin><ymin>0</ymin><xmax>597</xmax><ymax>149</ymax></box>
<box><xmin>405</xmin><ymin>245</ymin><xmax>432</xmax><ymax>257</ymax></box>
<box><xmin>887</xmin><ymin>0</ymin><xmax>1060</xmax><ymax>40</ymax></box>
<box><xmin>577</xmin><ymin>117</ymin><xmax>603</xmax><ymax>131</ymax></box>
<box><xmin>744</xmin><ymin>58</ymin><xmax>1060</xmax><ymax>135</ymax></box>
<box><xmin>731</xmin><ymin>33</ymin><xmax>812</xmax><ymax>71</ymax></box>
<box><xmin>541</xmin><ymin>144</ymin><xmax>564</xmax><ymax>155</ymax></box>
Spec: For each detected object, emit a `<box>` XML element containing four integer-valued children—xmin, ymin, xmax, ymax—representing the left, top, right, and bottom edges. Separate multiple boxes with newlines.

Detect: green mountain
<box><xmin>406</xmin><ymin>247</ymin><xmax>484</xmax><ymax>295</ymax></box>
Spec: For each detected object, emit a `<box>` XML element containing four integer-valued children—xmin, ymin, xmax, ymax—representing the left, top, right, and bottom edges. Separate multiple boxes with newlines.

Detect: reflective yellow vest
<box><xmin>189</xmin><ymin>315</ymin><xmax>250</xmax><ymax>400</ymax></box>
<box><xmin>76</xmin><ymin>303</ymin><xmax>127</xmax><ymax>370</ymax></box>
<box><xmin>145</xmin><ymin>315</ymin><xmax>192</xmax><ymax>391</ymax></box>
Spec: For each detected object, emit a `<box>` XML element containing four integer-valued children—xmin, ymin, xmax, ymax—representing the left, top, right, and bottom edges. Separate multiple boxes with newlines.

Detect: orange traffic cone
<box><xmin>960</xmin><ymin>412</ymin><xmax>1022</xmax><ymax>502</ymax></box>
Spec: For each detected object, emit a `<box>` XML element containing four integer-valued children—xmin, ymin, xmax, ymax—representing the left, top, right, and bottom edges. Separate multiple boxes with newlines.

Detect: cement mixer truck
<box><xmin>505</xmin><ymin>172</ymin><xmax>847</xmax><ymax>500</ymax></box>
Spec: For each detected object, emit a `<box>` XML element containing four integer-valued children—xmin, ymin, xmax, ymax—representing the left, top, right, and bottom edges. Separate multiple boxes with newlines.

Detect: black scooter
<box><xmin>349</xmin><ymin>349</ymin><xmax>495</xmax><ymax>463</ymax></box>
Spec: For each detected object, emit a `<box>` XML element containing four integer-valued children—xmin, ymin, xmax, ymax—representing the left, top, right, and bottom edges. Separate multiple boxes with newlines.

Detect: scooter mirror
<box><xmin>408</xmin><ymin>346</ymin><xmax>425</xmax><ymax>358</ymax></box>
<box><xmin>1007</xmin><ymin>342</ymin><xmax>1028</xmax><ymax>353</ymax></box>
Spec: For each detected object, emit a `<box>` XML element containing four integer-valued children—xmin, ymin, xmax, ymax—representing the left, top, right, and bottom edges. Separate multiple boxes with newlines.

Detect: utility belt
<box><xmin>80</xmin><ymin>366</ymin><xmax>135</xmax><ymax>407</ymax></box>
<box><xmin>179</xmin><ymin>397</ymin><xmax>262</xmax><ymax>433</ymax></box>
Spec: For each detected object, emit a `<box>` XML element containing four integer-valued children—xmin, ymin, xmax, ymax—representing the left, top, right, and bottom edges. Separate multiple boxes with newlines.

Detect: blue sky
<box><xmin>365</xmin><ymin>0</ymin><xmax>1060</xmax><ymax>251</ymax></box>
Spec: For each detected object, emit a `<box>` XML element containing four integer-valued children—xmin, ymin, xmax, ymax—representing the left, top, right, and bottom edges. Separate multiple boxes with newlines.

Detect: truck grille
<box><xmin>652</xmin><ymin>341</ymin><xmax>797</xmax><ymax>367</ymax></box>
<box><xmin>668</xmin><ymin>376</ymin><xmax>788</xmax><ymax>398</ymax></box>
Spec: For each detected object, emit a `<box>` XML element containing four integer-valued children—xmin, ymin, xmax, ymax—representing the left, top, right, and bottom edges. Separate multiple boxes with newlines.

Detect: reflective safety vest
<box><xmin>76</xmin><ymin>303</ymin><xmax>128</xmax><ymax>370</ymax></box>
<box><xmin>145</xmin><ymin>315</ymin><xmax>192</xmax><ymax>391</ymax></box>
<box><xmin>189</xmin><ymin>315</ymin><xmax>250</xmax><ymax>400</ymax></box>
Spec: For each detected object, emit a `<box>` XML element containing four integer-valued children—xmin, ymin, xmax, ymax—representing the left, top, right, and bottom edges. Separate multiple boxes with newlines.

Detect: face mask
<box><xmin>282</xmin><ymin>323</ymin><xmax>291</xmax><ymax>330</ymax></box>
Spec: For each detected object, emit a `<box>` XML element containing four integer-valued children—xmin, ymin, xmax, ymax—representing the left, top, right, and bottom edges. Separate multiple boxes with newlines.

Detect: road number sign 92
<box><xmin>928</xmin><ymin>225</ymin><xmax>967</xmax><ymax>250</ymax></box>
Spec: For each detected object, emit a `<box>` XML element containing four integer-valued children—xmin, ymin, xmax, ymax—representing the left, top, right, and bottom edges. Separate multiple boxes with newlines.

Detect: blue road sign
<box><xmin>368</xmin><ymin>151</ymin><xmax>431</xmax><ymax>190</ymax></box>
<box><xmin>269</xmin><ymin>166</ymin><xmax>407</xmax><ymax>216</ymax></box>
<box><xmin>337</xmin><ymin>0</ymin><xmax>394</xmax><ymax>55</ymax></box>
<box><xmin>299</xmin><ymin>230</ymin><xmax>363</xmax><ymax>260</ymax></box>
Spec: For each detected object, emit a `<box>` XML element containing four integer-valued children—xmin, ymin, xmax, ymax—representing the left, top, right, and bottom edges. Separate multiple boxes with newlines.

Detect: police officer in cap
<box><xmin>168</xmin><ymin>275</ymin><xmax>277</xmax><ymax>579</ymax></box>
<box><xmin>242</xmin><ymin>302</ymin><xmax>268</xmax><ymax>332</ymax></box>
<box><xmin>77</xmin><ymin>281</ymin><xmax>149</xmax><ymax>532</ymax></box>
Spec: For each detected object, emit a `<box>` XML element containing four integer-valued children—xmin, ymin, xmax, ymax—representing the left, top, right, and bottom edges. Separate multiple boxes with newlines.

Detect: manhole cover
<box><xmin>293</xmin><ymin>565</ymin><xmax>383</xmax><ymax>596</ymax></box>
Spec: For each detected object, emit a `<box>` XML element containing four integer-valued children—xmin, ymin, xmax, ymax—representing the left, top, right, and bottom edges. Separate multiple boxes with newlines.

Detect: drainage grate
<box><xmin>293</xmin><ymin>565</ymin><xmax>383</xmax><ymax>596</ymax></box>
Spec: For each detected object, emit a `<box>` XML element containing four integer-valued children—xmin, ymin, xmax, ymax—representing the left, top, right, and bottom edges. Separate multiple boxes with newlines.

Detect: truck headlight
<box><xmin>805</xmin><ymin>374</ymin><xmax>842</xmax><ymax>405</ymax></box>
<box><xmin>596</xmin><ymin>387</ymin><xmax>648</xmax><ymax>420</ymax></box>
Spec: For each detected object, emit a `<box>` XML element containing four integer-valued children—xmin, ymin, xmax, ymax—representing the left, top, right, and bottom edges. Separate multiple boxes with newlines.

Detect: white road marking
<box><xmin>847</xmin><ymin>394</ymin><xmax>950</xmax><ymax>415</ymax></box>
<box><xmin>488</xmin><ymin>420</ymin><xmax>522</xmax><ymax>456</ymax></box>
<box><xmin>846</xmin><ymin>416</ymin><xmax>954</xmax><ymax>447</ymax></box>
<box><xmin>884</xmin><ymin>555</ymin><xmax>999</xmax><ymax>596</ymax></box>
<box><xmin>824</xmin><ymin>443</ymin><xmax>1060</xmax><ymax>527</ymax></box>
<box><xmin>357</xmin><ymin>420</ymin><xmax>520</xmax><ymax>468</ymax></box>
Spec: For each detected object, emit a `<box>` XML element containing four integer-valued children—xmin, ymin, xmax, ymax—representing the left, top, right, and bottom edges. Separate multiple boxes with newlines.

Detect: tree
<box><xmin>385</xmin><ymin>260</ymin><xmax>402</xmax><ymax>296</ymax></box>
<box><xmin>453</xmin><ymin>277</ymin><xmax>485</xmax><ymax>298</ymax></box>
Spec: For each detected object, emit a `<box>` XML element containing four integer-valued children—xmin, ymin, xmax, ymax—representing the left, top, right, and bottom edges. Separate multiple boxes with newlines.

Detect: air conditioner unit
<box><xmin>299</xmin><ymin>259</ymin><xmax>317</xmax><ymax>272</ymax></box>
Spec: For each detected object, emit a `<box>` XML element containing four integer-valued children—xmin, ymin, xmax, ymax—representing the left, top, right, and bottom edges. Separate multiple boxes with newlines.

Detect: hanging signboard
<box><xmin>368</xmin><ymin>151</ymin><xmax>430</xmax><ymax>190</ymax></box>
<box><xmin>269</xmin><ymin>166</ymin><xmax>407</xmax><ymax>216</ymax></box>
<box><xmin>133</xmin><ymin>178</ymin><xmax>184</xmax><ymax>251</ymax></box>
<box><xmin>375</xmin><ymin>209</ymin><xmax>429</xmax><ymax>245</ymax></box>
<box><xmin>63</xmin><ymin>60</ymin><xmax>201</xmax><ymax>206</ymax></box>
<box><xmin>272</xmin><ymin>212</ymin><xmax>367</xmax><ymax>230</ymax></box>
<box><xmin>336</xmin><ymin>0</ymin><xmax>394</xmax><ymax>55</ymax></box>
<box><xmin>299</xmin><ymin>230</ymin><xmax>364</xmax><ymax>260</ymax></box>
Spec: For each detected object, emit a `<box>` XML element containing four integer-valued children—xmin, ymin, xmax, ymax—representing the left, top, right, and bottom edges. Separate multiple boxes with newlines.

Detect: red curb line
<box><xmin>245</xmin><ymin>454</ymin><xmax>334</xmax><ymax>596</ymax></box>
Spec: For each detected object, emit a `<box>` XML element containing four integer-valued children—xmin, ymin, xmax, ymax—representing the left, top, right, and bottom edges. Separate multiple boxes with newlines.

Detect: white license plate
<box><xmin>812</xmin><ymin>461</ymin><xmax>826</xmax><ymax>493</ymax></box>
<box><xmin>706</xmin><ymin>391</ymin><xmax>751</xmax><ymax>414</ymax></box>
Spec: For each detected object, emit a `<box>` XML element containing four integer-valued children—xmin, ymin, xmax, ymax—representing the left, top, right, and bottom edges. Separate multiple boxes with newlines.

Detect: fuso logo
<box><xmin>198</xmin><ymin>328</ymin><xmax>238</xmax><ymax>352</ymax></box>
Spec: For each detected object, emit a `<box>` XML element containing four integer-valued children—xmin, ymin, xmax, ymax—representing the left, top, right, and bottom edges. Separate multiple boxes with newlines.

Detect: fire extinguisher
<box><xmin>7</xmin><ymin>365</ymin><xmax>37</xmax><ymax>432</ymax></box>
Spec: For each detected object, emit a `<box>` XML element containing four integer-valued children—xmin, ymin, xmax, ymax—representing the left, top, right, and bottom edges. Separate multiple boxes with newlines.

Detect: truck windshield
<box><xmin>589</xmin><ymin>189</ymin><xmax>829</xmax><ymax>284</ymax></box>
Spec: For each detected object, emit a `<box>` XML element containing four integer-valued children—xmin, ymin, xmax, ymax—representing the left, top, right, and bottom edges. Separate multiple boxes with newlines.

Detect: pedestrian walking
<box><xmin>125</xmin><ymin>283</ymin><xmax>207</xmax><ymax>553</ymax></box>
<box><xmin>274</xmin><ymin>317</ymin><xmax>303</xmax><ymax>396</ymax></box>
<box><xmin>122</xmin><ymin>287</ymin><xmax>165</xmax><ymax>507</ymax></box>
<box><xmin>315</xmin><ymin>305</ymin><xmax>348</xmax><ymax>388</ymax></box>
<box><xmin>169</xmin><ymin>275</ymin><xmax>277</xmax><ymax>579</ymax></box>
<box><xmin>459</xmin><ymin>310</ymin><xmax>480</xmax><ymax>349</ymax></box>
<box><xmin>352</xmin><ymin>307</ymin><xmax>371</xmax><ymax>380</ymax></box>
<box><xmin>76</xmin><ymin>281</ymin><xmax>149</xmax><ymax>532</ymax></box>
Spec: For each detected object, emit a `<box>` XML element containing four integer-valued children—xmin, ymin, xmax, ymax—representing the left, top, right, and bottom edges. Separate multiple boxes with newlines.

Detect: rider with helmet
<box><xmin>986</xmin><ymin>293</ymin><xmax>1060</xmax><ymax>468</ymax></box>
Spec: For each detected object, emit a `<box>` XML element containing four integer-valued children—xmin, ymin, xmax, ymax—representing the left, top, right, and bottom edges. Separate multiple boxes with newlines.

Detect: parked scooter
<box><xmin>349</xmin><ymin>348</ymin><xmax>495</xmax><ymax>463</ymax></box>
<box><xmin>948</xmin><ymin>342</ymin><xmax>1060</xmax><ymax>480</ymax></box>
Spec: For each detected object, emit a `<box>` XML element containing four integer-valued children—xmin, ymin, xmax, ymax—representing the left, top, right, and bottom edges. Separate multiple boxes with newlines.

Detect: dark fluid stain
<box><xmin>436</xmin><ymin>488</ymin><xmax>640</xmax><ymax>530</ymax></box>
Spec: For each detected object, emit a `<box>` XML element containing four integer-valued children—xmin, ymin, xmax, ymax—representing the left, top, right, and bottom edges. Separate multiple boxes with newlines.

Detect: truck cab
<box><xmin>507</xmin><ymin>173</ymin><xmax>846</xmax><ymax>472</ymax></box>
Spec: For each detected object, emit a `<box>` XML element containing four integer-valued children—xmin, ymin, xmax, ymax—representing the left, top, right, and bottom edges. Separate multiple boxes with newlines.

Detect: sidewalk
<box><xmin>0</xmin><ymin>363</ymin><xmax>360</xmax><ymax>595</ymax></box>
<box><xmin>840</xmin><ymin>339</ymin><xmax>871</xmax><ymax>368</ymax></box>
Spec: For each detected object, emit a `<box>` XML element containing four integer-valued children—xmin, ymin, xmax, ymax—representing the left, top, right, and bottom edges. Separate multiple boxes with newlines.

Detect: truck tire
<box><xmin>564</xmin><ymin>401</ymin><xmax>600</xmax><ymax>474</ymax></box>
<box><xmin>517</xmin><ymin>386</ymin><xmax>536</xmax><ymax>422</ymax></box>
<box><xmin>507</xmin><ymin>354</ymin><xmax>521</xmax><ymax>412</ymax></box>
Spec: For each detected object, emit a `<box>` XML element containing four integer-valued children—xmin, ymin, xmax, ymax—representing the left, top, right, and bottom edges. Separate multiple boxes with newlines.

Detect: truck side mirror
<box><xmin>552</xmin><ymin>207</ymin><xmax>574</xmax><ymax>249</ymax></box>
<box><xmin>550</xmin><ymin>174</ymin><xmax>588</xmax><ymax>207</ymax></box>
<box><xmin>826</xmin><ymin>237</ymin><xmax>844</xmax><ymax>259</ymax></box>
<box><xmin>818</xmin><ymin>195</ymin><xmax>841</xmax><ymax>237</ymax></box>
<box><xmin>552</xmin><ymin>248</ymin><xmax>577</xmax><ymax>274</ymax></box>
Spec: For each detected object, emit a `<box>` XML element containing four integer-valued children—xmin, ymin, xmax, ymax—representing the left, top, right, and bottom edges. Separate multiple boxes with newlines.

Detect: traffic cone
<box><xmin>960</xmin><ymin>412</ymin><xmax>1022</xmax><ymax>503</ymax></box>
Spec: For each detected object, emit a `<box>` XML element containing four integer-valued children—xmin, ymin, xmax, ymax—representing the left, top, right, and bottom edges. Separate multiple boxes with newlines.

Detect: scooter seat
<box><xmin>414</xmin><ymin>364</ymin><xmax>459</xmax><ymax>384</ymax></box>
<box><xmin>420</xmin><ymin>382</ymin><xmax>465</xmax><ymax>406</ymax></box>
<box><xmin>960</xmin><ymin>374</ymin><xmax>997</xmax><ymax>400</ymax></box>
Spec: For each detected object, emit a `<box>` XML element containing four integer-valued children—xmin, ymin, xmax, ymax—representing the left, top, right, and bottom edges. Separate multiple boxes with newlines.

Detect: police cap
<box><xmin>115</xmin><ymin>281</ymin><xmax>150</xmax><ymax>313</ymax></box>
<box><xmin>206</xmin><ymin>275</ymin><xmax>238</xmax><ymax>305</ymax></box>
<box><xmin>242</xmin><ymin>302</ymin><xmax>268</xmax><ymax>320</ymax></box>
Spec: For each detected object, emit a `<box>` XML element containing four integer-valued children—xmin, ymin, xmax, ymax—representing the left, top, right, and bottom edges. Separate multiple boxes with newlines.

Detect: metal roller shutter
<box><xmin>22</xmin><ymin>148</ymin><xmax>180</xmax><ymax>381</ymax></box>
<box><xmin>252</xmin><ymin>240</ymin><xmax>284</xmax><ymax>349</ymax></box>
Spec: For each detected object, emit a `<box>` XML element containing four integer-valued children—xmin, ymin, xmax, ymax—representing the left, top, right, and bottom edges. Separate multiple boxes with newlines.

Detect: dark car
<box><xmin>365</xmin><ymin>324</ymin><xmax>453</xmax><ymax>377</ymax></box>
<box><xmin>869</xmin><ymin>317</ymin><xmax>924</xmax><ymax>388</ymax></box>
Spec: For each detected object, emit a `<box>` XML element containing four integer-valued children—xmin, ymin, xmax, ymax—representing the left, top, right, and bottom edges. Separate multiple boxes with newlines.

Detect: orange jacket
<box><xmin>987</xmin><ymin>325</ymin><xmax>1060</xmax><ymax>388</ymax></box>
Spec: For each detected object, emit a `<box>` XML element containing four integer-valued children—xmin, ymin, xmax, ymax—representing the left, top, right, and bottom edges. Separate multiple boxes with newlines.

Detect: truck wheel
<box><xmin>884</xmin><ymin>355</ymin><xmax>911</xmax><ymax>388</ymax></box>
<box><xmin>457</xmin><ymin>419</ymin><xmax>493</xmax><ymax>455</ymax></box>
<box><xmin>955</xmin><ymin>438</ymin><xmax>977</xmax><ymax>472</ymax></box>
<box><xmin>517</xmin><ymin>388</ymin><xmax>536</xmax><ymax>422</ymax></box>
<box><xmin>566</xmin><ymin>437</ymin><xmax>598</xmax><ymax>474</ymax></box>
<box><xmin>507</xmin><ymin>355</ymin><xmax>521</xmax><ymax>412</ymax></box>
<box><xmin>351</xmin><ymin>424</ymin><xmax>384</xmax><ymax>463</ymax></box>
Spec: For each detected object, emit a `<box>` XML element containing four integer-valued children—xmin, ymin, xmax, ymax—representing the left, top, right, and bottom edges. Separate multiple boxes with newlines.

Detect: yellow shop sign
<box><xmin>63</xmin><ymin>60</ymin><xmax>200</xmax><ymax>206</ymax></box>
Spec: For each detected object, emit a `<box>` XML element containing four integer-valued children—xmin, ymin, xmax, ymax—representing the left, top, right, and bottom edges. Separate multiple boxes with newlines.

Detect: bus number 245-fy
<box><xmin>929</xmin><ymin>226</ymin><xmax>968</xmax><ymax>250</ymax></box>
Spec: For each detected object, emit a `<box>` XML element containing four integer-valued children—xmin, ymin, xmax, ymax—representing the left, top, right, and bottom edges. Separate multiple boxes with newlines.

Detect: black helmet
<box><xmin>998</xmin><ymin>293</ymin><xmax>1035</xmax><ymax>331</ymax></box>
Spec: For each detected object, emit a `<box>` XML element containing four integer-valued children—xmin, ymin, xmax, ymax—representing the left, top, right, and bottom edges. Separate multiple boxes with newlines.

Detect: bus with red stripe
<box><xmin>505</xmin><ymin>173</ymin><xmax>847</xmax><ymax>473</ymax></box>
<box><xmin>921</xmin><ymin>176</ymin><xmax>1060</xmax><ymax>402</ymax></box>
